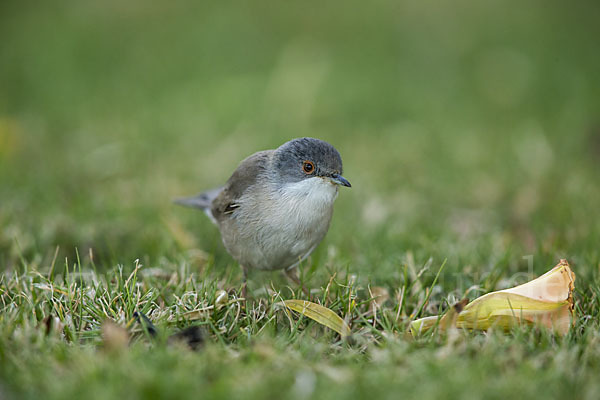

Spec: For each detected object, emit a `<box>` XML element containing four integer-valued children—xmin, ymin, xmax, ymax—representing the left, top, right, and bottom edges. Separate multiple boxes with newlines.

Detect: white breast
<box><xmin>277</xmin><ymin>177</ymin><xmax>339</xmax><ymax>221</ymax></box>
<box><xmin>225</xmin><ymin>177</ymin><xmax>339</xmax><ymax>270</ymax></box>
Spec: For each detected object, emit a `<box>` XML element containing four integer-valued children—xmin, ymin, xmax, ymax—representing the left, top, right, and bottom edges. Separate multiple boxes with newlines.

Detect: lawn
<box><xmin>1</xmin><ymin>1</ymin><xmax>600</xmax><ymax>399</ymax></box>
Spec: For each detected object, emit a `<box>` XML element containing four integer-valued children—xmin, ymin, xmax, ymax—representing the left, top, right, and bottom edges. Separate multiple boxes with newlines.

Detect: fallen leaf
<box><xmin>281</xmin><ymin>299</ymin><xmax>350</xmax><ymax>338</ymax></box>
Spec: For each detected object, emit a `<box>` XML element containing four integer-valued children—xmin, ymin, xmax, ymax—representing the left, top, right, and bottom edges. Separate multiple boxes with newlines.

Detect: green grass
<box><xmin>2</xmin><ymin>1</ymin><xmax>600</xmax><ymax>398</ymax></box>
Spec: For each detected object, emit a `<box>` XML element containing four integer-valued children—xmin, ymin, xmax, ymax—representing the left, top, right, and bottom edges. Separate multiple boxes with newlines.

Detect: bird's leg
<box><xmin>284</xmin><ymin>267</ymin><xmax>311</xmax><ymax>298</ymax></box>
<box><xmin>240</xmin><ymin>265</ymin><xmax>248</xmax><ymax>300</ymax></box>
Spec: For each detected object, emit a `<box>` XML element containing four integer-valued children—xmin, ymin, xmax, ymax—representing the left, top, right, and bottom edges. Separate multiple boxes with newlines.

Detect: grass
<box><xmin>1</xmin><ymin>0</ymin><xmax>600</xmax><ymax>398</ymax></box>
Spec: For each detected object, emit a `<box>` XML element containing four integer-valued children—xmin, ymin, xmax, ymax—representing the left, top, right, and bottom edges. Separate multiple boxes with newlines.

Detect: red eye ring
<box><xmin>302</xmin><ymin>160</ymin><xmax>315</xmax><ymax>174</ymax></box>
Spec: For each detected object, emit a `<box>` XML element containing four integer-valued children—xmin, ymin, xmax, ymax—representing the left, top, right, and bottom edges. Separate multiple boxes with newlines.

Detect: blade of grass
<box><xmin>413</xmin><ymin>259</ymin><xmax>447</xmax><ymax>319</ymax></box>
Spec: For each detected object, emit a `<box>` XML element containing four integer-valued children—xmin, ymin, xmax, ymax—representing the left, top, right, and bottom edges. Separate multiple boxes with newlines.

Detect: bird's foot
<box><xmin>284</xmin><ymin>267</ymin><xmax>312</xmax><ymax>299</ymax></box>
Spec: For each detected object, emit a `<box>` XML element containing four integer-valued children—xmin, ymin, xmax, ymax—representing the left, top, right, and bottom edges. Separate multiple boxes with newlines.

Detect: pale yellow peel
<box><xmin>500</xmin><ymin>259</ymin><xmax>575</xmax><ymax>303</ymax></box>
<box><xmin>410</xmin><ymin>260</ymin><xmax>576</xmax><ymax>336</ymax></box>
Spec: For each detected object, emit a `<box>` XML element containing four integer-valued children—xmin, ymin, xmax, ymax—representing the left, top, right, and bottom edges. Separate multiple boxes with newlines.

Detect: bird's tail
<box><xmin>174</xmin><ymin>187</ymin><xmax>223</xmax><ymax>224</ymax></box>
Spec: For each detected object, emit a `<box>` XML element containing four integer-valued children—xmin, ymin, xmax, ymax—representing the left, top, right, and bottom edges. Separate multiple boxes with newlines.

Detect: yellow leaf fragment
<box><xmin>411</xmin><ymin>259</ymin><xmax>576</xmax><ymax>336</ymax></box>
<box><xmin>281</xmin><ymin>299</ymin><xmax>351</xmax><ymax>338</ymax></box>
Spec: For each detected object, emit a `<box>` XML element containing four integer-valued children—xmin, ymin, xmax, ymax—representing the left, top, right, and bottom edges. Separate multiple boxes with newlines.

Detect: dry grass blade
<box><xmin>281</xmin><ymin>300</ymin><xmax>351</xmax><ymax>338</ymax></box>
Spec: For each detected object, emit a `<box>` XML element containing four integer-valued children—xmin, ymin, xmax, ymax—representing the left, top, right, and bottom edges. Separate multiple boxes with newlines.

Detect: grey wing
<box><xmin>211</xmin><ymin>150</ymin><xmax>273</xmax><ymax>222</ymax></box>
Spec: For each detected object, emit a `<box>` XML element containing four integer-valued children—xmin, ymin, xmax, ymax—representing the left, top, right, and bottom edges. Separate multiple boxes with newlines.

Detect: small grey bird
<box><xmin>175</xmin><ymin>137</ymin><xmax>351</xmax><ymax>293</ymax></box>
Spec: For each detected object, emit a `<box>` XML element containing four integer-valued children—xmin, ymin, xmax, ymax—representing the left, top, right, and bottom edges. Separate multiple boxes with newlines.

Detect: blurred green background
<box><xmin>1</xmin><ymin>0</ymin><xmax>599</xmax><ymax>282</ymax></box>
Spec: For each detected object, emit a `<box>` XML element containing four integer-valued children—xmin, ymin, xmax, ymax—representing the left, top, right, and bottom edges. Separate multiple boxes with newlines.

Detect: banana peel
<box><xmin>411</xmin><ymin>259</ymin><xmax>575</xmax><ymax>336</ymax></box>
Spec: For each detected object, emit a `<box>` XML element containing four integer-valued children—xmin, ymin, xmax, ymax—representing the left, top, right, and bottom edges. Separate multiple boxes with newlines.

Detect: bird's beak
<box><xmin>331</xmin><ymin>173</ymin><xmax>352</xmax><ymax>188</ymax></box>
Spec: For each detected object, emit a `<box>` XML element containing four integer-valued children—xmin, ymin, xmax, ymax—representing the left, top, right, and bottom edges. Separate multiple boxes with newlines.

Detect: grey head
<box><xmin>271</xmin><ymin>137</ymin><xmax>351</xmax><ymax>188</ymax></box>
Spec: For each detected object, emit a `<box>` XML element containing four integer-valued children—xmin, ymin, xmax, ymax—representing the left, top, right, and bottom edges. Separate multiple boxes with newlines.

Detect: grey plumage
<box><xmin>175</xmin><ymin>137</ymin><xmax>350</xmax><ymax>275</ymax></box>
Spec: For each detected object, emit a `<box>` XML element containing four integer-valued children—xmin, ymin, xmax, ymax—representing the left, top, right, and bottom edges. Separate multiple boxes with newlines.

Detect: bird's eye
<box><xmin>302</xmin><ymin>161</ymin><xmax>315</xmax><ymax>174</ymax></box>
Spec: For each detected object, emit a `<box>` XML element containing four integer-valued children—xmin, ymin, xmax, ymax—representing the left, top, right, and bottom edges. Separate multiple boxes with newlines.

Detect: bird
<box><xmin>175</xmin><ymin>137</ymin><xmax>351</xmax><ymax>296</ymax></box>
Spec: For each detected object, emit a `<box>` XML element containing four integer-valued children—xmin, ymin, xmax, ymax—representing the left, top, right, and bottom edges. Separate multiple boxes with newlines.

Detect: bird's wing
<box><xmin>211</xmin><ymin>150</ymin><xmax>273</xmax><ymax>221</ymax></box>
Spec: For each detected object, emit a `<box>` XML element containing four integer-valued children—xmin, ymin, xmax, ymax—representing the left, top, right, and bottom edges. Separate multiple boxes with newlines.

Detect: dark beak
<box><xmin>331</xmin><ymin>173</ymin><xmax>351</xmax><ymax>188</ymax></box>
